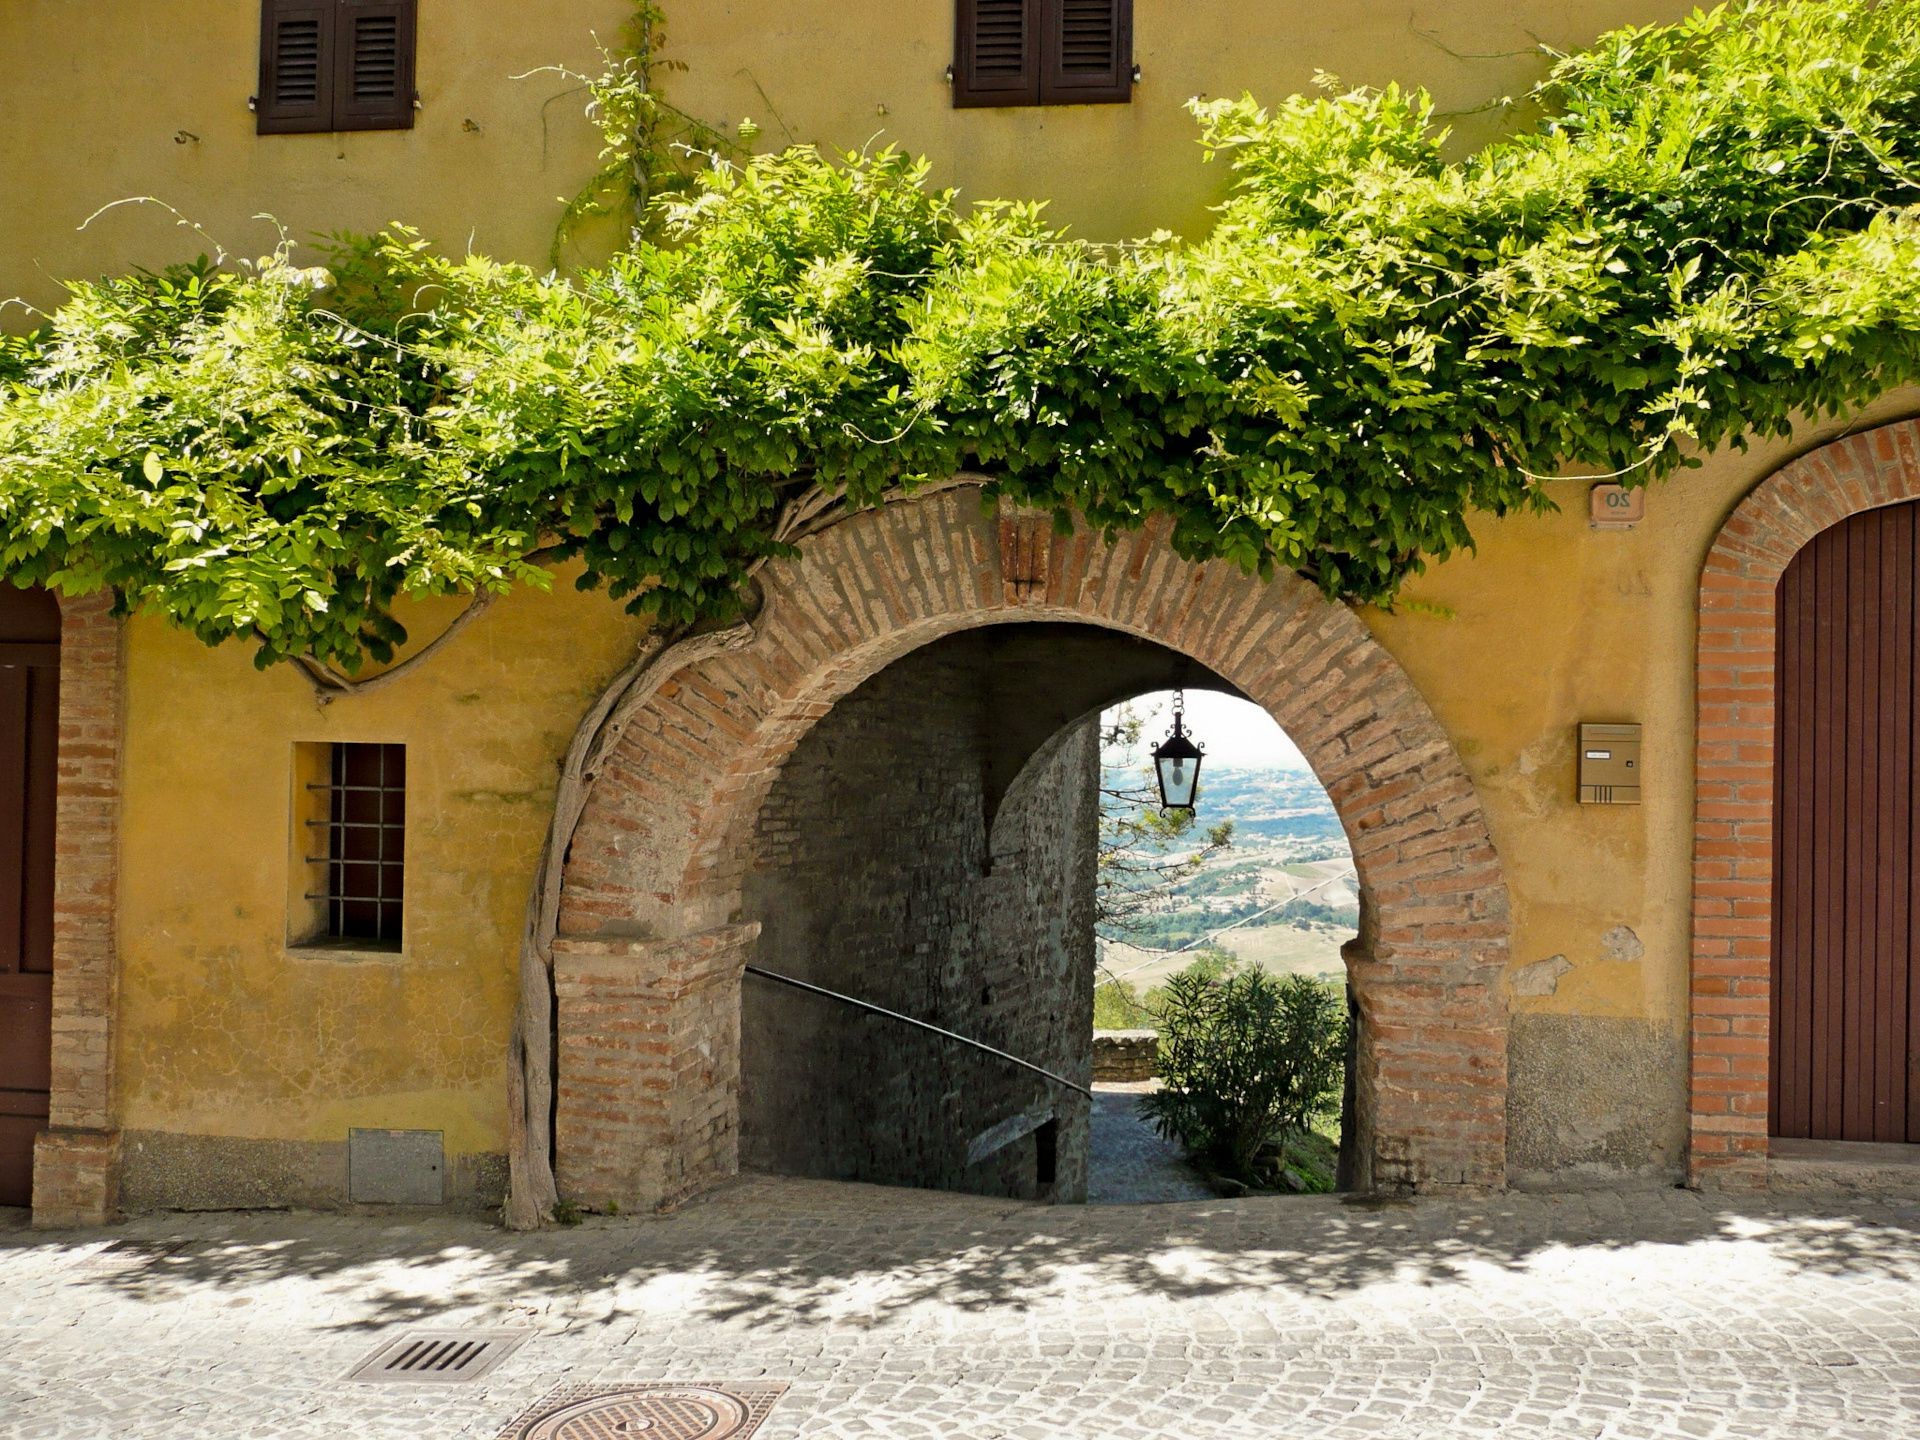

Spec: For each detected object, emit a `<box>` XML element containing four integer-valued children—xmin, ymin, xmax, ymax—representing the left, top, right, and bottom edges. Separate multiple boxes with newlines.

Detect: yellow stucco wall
<box><xmin>1368</xmin><ymin>390</ymin><xmax>1920</xmax><ymax>1036</ymax></box>
<box><xmin>116</xmin><ymin>575</ymin><xmax>644</xmax><ymax>1157</ymax></box>
<box><xmin>0</xmin><ymin>0</ymin><xmax>1700</xmax><ymax>308</ymax></box>
<box><xmin>4</xmin><ymin>1</ymin><xmax>1906</xmax><ymax>1171</ymax></box>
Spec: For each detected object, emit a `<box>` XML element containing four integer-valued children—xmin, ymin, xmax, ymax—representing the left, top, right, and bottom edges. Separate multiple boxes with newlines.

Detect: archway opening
<box><xmin>1090</xmin><ymin>690</ymin><xmax>1355</xmax><ymax>1201</ymax></box>
<box><xmin>734</xmin><ymin>623</ymin><xmax>1355</xmax><ymax>1204</ymax></box>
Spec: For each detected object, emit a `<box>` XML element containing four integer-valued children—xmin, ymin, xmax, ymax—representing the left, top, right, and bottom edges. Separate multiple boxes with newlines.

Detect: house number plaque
<box><xmin>1589</xmin><ymin>483</ymin><xmax>1645</xmax><ymax>529</ymax></box>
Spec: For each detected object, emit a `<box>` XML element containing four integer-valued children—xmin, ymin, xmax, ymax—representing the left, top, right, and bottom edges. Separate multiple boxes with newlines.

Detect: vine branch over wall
<box><xmin>291</xmin><ymin>591</ymin><xmax>497</xmax><ymax>701</ymax></box>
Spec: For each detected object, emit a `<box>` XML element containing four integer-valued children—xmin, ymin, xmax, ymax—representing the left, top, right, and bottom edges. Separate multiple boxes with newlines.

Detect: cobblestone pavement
<box><xmin>5</xmin><ymin>1179</ymin><xmax>1920</xmax><ymax>1440</ymax></box>
<box><xmin>1087</xmin><ymin>1084</ymin><xmax>1215</xmax><ymax>1204</ymax></box>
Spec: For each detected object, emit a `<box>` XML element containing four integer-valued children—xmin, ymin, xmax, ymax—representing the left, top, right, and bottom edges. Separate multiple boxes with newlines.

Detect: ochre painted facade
<box><xmin>1</xmin><ymin>0</ymin><xmax>1699</xmax><ymax>306</ymax></box>
<box><xmin>113</xmin><ymin>575</ymin><xmax>643</xmax><ymax>1202</ymax></box>
<box><xmin>3</xmin><ymin>0</ymin><xmax>1915</xmax><ymax>1214</ymax></box>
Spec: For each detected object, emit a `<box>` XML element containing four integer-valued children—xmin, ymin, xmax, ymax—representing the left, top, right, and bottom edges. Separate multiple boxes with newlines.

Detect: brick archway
<box><xmin>1690</xmin><ymin>419</ymin><xmax>1920</xmax><ymax>1186</ymax></box>
<box><xmin>555</xmin><ymin>493</ymin><xmax>1511</xmax><ymax>1211</ymax></box>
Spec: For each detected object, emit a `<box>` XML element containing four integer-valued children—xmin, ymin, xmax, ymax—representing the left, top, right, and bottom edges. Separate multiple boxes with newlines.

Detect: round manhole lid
<box><xmin>518</xmin><ymin>1386</ymin><xmax>755</xmax><ymax>1440</ymax></box>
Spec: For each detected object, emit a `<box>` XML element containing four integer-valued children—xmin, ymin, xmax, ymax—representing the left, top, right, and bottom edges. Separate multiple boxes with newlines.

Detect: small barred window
<box><xmin>308</xmin><ymin>742</ymin><xmax>406</xmax><ymax>945</ymax></box>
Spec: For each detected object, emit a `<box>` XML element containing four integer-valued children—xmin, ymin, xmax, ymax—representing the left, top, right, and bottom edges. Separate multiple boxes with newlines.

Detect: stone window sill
<box><xmin>285</xmin><ymin>937</ymin><xmax>406</xmax><ymax>964</ymax></box>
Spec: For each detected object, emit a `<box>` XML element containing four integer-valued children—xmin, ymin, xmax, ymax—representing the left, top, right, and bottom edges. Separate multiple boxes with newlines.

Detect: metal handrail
<box><xmin>743</xmin><ymin>964</ymin><xmax>1092</xmax><ymax>1097</ymax></box>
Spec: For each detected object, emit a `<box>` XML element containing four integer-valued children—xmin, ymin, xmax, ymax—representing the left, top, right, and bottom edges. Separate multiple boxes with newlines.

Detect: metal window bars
<box><xmin>304</xmin><ymin>742</ymin><xmax>405</xmax><ymax>943</ymax></box>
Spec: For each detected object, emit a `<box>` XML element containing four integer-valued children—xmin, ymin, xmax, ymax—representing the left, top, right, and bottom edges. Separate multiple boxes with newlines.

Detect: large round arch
<box><xmin>1689</xmin><ymin>418</ymin><xmax>1920</xmax><ymax>1185</ymax></box>
<box><xmin>549</xmin><ymin>493</ymin><xmax>1512</xmax><ymax>1211</ymax></box>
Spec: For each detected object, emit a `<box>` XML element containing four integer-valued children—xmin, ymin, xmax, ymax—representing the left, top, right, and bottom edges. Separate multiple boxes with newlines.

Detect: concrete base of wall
<box><xmin>1507</xmin><ymin>1015</ymin><xmax>1687</xmax><ymax>1190</ymax></box>
<box><xmin>1767</xmin><ymin>1138</ymin><xmax>1920</xmax><ymax>1202</ymax></box>
<box><xmin>117</xmin><ymin>1131</ymin><xmax>507</xmax><ymax>1214</ymax></box>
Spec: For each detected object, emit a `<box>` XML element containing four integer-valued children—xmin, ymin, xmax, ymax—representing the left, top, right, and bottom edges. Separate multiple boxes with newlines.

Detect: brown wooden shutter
<box><xmin>1040</xmin><ymin>0</ymin><xmax>1132</xmax><ymax>105</ymax></box>
<box><xmin>334</xmin><ymin>0</ymin><xmax>417</xmax><ymax>131</ymax></box>
<box><xmin>954</xmin><ymin>0</ymin><xmax>1040</xmax><ymax>107</ymax></box>
<box><xmin>258</xmin><ymin>0</ymin><xmax>414</xmax><ymax>134</ymax></box>
<box><xmin>257</xmin><ymin>0</ymin><xmax>336</xmax><ymax>134</ymax></box>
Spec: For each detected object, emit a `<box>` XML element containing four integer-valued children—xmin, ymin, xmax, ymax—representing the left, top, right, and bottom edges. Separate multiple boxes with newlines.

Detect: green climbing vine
<box><xmin>4</xmin><ymin>0</ymin><xmax>1920</xmax><ymax>678</ymax></box>
<box><xmin>524</xmin><ymin>1</ymin><xmax>741</xmax><ymax>266</ymax></box>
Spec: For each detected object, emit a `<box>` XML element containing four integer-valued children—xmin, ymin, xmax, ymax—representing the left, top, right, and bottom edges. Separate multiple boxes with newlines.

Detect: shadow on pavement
<box><xmin>6</xmin><ymin>1177</ymin><xmax>1920</xmax><ymax>1334</ymax></box>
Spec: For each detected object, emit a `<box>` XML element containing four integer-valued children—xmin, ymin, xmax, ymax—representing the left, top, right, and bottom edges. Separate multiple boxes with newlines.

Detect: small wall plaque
<box><xmin>348</xmin><ymin>1127</ymin><xmax>445</xmax><ymax>1205</ymax></box>
<box><xmin>1590</xmin><ymin>483</ymin><xmax>1645</xmax><ymax>529</ymax></box>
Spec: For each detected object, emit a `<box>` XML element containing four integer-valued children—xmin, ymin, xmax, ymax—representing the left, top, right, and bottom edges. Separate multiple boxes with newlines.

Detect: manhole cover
<box><xmin>344</xmin><ymin>1328</ymin><xmax>532</xmax><ymax>1383</ymax></box>
<box><xmin>498</xmin><ymin>1382</ymin><xmax>788</xmax><ymax>1440</ymax></box>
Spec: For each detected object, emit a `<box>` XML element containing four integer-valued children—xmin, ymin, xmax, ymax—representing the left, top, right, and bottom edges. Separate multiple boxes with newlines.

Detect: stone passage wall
<box><xmin>740</xmin><ymin>632</ymin><xmax>1100</xmax><ymax>1202</ymax></box>
<box><xmin>1092</xmin><ymin>1031</ymin><xmax>1158</xmax><ymax>1082</ymax></box>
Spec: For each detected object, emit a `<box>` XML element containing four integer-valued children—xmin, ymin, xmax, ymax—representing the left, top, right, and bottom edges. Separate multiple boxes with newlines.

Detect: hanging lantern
<box><xmin>1152</xmin><ymin>690</ymin><xmax>1204</xmax><ymax>812</ymax></box>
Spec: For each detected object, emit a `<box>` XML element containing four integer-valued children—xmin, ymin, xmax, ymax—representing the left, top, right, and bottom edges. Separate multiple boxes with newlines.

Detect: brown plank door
<box><xmin>0</xmin><ymin>587</ymin><xmax>60</xmax><ymax>1206</ymax></box>
<box><xmin>1772</xmin><ymin>499</ymin><xmax>1920</xmax><ymax>1143</ymax></box>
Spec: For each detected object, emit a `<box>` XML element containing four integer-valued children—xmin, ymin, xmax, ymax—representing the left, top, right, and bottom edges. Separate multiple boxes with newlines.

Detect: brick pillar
<box><xmin>33</xmin><ymin>592</ymin><xmax>125</xmax><ymax>1229</ymax></box>
<box><xmin>1352</xmin><ymin>968</ymin><xmax>1509</xmax><ymax>1193</ymax></box>
<box><xmin>553</xmin><ymin>924</ymin><xmax>758</xmax><ymax>1213</ymax></box>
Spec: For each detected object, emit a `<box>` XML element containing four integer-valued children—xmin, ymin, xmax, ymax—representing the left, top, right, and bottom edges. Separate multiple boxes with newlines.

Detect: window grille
<box><xmin>307</xmin><ymin>742</ymin><xmax>406</xmax><ymax>944</ymax></box>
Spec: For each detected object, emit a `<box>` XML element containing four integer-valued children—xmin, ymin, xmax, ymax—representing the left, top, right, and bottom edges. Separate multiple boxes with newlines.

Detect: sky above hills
<box><xmin>1110</xmin><ymin>689</ymin><xmax>1309</xmax><ymax>773</ymax></box>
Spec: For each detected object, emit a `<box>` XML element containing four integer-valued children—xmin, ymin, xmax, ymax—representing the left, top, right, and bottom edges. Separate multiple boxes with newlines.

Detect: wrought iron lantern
<box><xmin>1152</xmin><ymin>690</ymin><xmax>1204</xmax><ymax>812</ymax></box>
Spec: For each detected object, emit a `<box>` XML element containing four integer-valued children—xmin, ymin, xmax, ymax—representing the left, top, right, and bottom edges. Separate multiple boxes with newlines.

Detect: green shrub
<box><xmin>1092</xmin><ymin>978</ymin><xmax>1153</xmax><ymax>1030</ymax></box>
<box><xmin>1143</xmin><ymin>968</ymin><xmax>1347</xmax><ymax>1185</ymax></box>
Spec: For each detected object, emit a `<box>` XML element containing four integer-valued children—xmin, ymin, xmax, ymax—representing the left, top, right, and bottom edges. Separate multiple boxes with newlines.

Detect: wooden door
<box><xmin>1772</xmin><ymin>499</ymin><xmax>1920</xmax><ymax>1143</ymax></box>
<box><xmin>0</xmin><ymin>587</ymin><xmax>59</xmax><ymax>1206</ymax></box>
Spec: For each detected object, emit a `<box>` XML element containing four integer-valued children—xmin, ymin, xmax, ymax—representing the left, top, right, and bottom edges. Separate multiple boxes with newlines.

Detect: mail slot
<box><xmin>1579</xmin><ymin>722</ymin><xmax>1641</xmax><ymax>805</ymax></box>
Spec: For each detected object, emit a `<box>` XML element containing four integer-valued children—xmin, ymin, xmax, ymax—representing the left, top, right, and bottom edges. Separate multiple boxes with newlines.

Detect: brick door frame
<box><xmin>29</xmin><ymin>591</ymin><xmax>125</xmax><ymax>1227</ymax></box>
<box><xmin>551</xmin><ymin>493</ymin><xmax>1512</xmax><ymax>1212</ymax></box>
<box><xmin>1690</xmin><ymin>419</ymin><xmax>1920</xmax><ymax>1186</ymax></box>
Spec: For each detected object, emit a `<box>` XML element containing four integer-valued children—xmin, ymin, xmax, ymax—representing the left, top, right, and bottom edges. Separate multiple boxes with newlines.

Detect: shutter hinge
<box><xmin>1130</xmin><ymin>64</ymin><xmax>1143</xmax><ymax>84</ymax></box>
<box><xmin>248</xmin><ymin>96</ymin><xmax>259</xmax><ymax>112</ymax></box>
<box><xmin>943</xmin><ymin>64</ymin><xmax>954</xmax><ymax>85</ymax></box>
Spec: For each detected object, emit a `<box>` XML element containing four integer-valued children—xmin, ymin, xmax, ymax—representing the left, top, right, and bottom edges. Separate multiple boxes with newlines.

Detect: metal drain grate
<box><xmin>497</xmin><ymin>1381</ymin><xmax>789</xmax><ymax>1439</ymax></box>
<box><xmin>344</xmin><ymin>1328</ymin><xmax>532</xmax><ymax>1384</ymax></box>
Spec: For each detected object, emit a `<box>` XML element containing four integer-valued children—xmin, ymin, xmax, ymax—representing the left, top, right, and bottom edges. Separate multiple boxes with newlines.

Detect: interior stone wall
<box><xmin>739</xmin><ymin>631</ymin><xmax>1100</xmax><ymax>1202</ymax></box>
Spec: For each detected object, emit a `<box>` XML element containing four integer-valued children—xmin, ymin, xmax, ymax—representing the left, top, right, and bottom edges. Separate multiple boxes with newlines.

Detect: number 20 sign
<box><xmin>1589</xmin><ymin>483</ymin><xmax>1645</xmax><ymax>529</ymax></box>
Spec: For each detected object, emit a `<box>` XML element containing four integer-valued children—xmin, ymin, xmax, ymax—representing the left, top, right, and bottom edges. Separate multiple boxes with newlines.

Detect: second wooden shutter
<box><xmin>1040</xmin><ymin>0</ymin><xmax>1131</xmax><ymax>104</ymax></box>
<box><xmin>333</xmin><ymin>0</ymin><xmax>417</xmax><ymax>131</ymax></box>
<box><xmin>257</xmin><ymin>0</ymin><xmax>336</xmax><ymax>134</ymax></box>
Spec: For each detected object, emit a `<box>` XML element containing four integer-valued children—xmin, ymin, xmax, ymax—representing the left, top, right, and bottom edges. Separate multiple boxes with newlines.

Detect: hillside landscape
<box><xmin>1098</xmin><ymin>764</ymin><xmax>1357</xmax><ymax>996</ymax></box>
